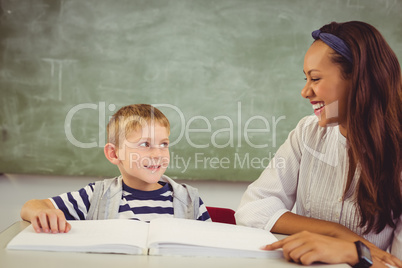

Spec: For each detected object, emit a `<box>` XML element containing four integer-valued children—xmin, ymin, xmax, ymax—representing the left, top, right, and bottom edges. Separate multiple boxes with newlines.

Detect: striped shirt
<box><xmin>50</xmin><ymin>181</ymin><xmax>210</xmax><ymax>222</ymax></box>
<box><xmin>236</xmin><ymin>115</ymin><xmax>401</xmax><ymax>258</ymax></box>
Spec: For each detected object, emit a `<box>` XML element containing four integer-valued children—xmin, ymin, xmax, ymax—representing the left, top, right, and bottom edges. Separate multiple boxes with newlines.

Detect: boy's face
<box><xmin>116</xmin><ymin>122</ymin><xmax>170</xmax><ymax>191</ymax></box>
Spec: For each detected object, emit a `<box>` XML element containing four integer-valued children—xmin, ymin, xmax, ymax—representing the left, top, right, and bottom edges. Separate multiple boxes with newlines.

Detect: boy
<box><xmin>21</xmin><ymin>104</ymin><xmax>210</xmax><ymax>233</ymax></box>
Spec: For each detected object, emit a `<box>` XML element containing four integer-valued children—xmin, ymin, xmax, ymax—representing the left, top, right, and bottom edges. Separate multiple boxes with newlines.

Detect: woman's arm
<box><xmin>271</xmin><ymin>212</ymin><xmax>402</xmax><ymax>267</ymax></box>
<box><xmin>20</xmin><ymin>199</ymin><xmax>71</xmax><ymax>233</ymax></box>
<box><xmin>271</xmin><ymin>211</ymin><xmax>360</xmax><ymax>239</ymax></box>
<box><xmin>236</xmin><ymin>117</ymin><xmax>311</xmax><ymax>229</ymax></box>
<box><xmin>264</xmin><ymin>231</ymin><xmax>398</xmax><ymax>268</ymax></box>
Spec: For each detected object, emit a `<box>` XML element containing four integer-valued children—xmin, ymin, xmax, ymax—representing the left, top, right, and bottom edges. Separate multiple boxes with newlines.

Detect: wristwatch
<box><xmin>352</xmin><ymin>241</ymin><xmax>373</xmax><ymax>268</ymax></box>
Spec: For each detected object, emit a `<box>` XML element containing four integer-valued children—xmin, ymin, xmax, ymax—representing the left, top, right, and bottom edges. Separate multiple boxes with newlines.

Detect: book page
<box><xmin>7</xmin><ymin>219</ymin><xmax>149</xmax><ymax>255</ymax></box>
<box><xmin>147</xmin><ymin>218</ymin><xmax>282</xmax><ymax>258</ymax></box>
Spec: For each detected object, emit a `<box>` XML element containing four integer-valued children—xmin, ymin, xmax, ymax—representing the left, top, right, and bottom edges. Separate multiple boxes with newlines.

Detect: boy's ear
<box><xmin>104</xmin><ymin>143</ymin><xmax>120</xmax><ymax>165</ymax></box>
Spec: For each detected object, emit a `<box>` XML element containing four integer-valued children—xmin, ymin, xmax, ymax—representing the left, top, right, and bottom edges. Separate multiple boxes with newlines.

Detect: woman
<box><xmin>235</xmin><ymin>21</ymin><xmax>401</xmax><ymax>267</ymax></box>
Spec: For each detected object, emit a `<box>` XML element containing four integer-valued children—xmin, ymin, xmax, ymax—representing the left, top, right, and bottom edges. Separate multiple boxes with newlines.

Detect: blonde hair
<box><xmin>107</xmin><ymin>104</ymin><xmax>170</xmax><ymax>148</ymax></box>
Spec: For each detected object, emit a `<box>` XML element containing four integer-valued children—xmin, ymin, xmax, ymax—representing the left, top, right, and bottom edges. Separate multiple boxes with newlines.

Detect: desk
<box><xmin>0</xmin><ymin>221</ymin><xmax>349</xmax><ymax>268</ymax></box>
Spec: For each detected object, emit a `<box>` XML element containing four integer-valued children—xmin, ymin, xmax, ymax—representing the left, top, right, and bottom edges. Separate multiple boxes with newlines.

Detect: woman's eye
<box><xmin>304</xmin><ymin>77</ymin><xmax>320</xmax><ymax>82</ymax></box>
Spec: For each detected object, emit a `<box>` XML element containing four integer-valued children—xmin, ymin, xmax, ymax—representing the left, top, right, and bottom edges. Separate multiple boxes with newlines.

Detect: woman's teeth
<box><xmin>312</xmin><ymin>102</ymin><xmax>325</xmax><ymax>110</ymax></box>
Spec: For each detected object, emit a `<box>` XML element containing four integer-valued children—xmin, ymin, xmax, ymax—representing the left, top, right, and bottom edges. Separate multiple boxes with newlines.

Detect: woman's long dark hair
<box><xmin>319</xmin><ymin>21</ymin><xmax>402</xmax><ymax>234</ymax></box>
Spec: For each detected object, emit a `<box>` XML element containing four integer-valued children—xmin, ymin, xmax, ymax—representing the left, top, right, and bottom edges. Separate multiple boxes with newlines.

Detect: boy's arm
<box><xmin>20</xmin><ymin>199</ymin><xmax>71</xmax><ymax>233</ymax></box>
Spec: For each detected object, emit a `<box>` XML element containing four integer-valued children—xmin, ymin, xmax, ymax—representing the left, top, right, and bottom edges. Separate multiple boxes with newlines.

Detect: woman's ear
<box><xmin>104</xmin><ymin>143</ymin><xmax>120</xmax><ymax>165</ymax></box>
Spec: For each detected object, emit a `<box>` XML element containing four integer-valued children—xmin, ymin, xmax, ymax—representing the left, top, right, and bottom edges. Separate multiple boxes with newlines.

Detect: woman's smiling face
<box><xmin>301</xmin><ymin>40</ymin><xmax>352</xmax><ymax>136</ymax></box>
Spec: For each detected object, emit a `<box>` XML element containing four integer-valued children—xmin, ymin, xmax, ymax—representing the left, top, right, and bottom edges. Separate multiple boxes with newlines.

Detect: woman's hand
<box><xmin>270</xmin><ymin>212</ymin><xmax>402</xmax><ymax>267</ymax></box>
<box><xmin>263</xmin><ymin>231</ymin><xmax>358</xmax><ymax>266</ymax></box>
<box><xmin>263</xmin><ymin>231</ymin><xmax>401</xmax><ymax>268</ymax></box>
<box><xmin>358</xmin><ymin>240</ymin><xmax>402</xmax><ymax>268</ymax></box>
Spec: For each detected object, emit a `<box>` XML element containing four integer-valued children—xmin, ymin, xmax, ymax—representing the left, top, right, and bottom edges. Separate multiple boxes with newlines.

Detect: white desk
<box><xmin>0</xmin><ymin>221</ymin><xmax>349</xmax><ymax>268</ymax></box>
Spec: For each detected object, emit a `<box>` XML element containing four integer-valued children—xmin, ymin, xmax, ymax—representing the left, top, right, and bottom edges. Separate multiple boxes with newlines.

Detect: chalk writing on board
<box><xmin>42</xmin><ymin>58</ymin><xmax>77</xmax><ymax>101</ymax></box>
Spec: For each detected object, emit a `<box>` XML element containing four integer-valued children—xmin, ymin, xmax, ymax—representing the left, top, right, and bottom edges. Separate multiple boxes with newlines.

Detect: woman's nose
<box><xmin>301</xmin><ymin>82</ymin><xmax>313</xmax><ymax>99</ymax></box>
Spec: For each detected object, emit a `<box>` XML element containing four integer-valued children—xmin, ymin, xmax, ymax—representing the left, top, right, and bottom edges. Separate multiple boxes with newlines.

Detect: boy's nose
<box><xmin>149</xmin><ymin>146</ymin><xmax>164</xmax><ymax>157</ymax></box>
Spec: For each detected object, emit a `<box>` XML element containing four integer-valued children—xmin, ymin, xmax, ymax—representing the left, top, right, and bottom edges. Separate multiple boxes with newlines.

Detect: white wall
<box><xmin>0</xmin><ymin>173</ymin><xmax>250</xmax><ymax>232</ymax></box>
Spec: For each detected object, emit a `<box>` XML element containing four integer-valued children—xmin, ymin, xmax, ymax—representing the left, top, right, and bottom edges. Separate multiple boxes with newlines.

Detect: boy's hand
<box><xmin>31</xmin><ymin>208</ymin><xmax>71</xmax><ymax>233</ymax></box>
<box><xmin>21</xmin><ymin>199</ymin><xmax>72</xmax><ymax>234</ymax></box>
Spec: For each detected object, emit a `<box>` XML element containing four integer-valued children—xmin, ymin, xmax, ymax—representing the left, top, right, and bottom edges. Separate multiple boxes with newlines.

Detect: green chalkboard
<box><xmin>0</xmin><ymin>0</ymin><xmax>401</xmax><ymax>181</ymax></box>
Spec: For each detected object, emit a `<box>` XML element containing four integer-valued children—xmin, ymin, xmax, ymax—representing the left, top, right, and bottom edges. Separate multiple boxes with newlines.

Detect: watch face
<box><xmin>356</xmin><ymin>241</ymin><xmax>373</xmax><ymax>267</ymax></box>
<box><xmin>360</xmin><ymin>244</ymin><xmax>373</xmax><ymax>265</ymax></box>
<box><xmin>360</xmin><ymin>244</ymin><xmax>371</xmax><ymax>259</ymax></box>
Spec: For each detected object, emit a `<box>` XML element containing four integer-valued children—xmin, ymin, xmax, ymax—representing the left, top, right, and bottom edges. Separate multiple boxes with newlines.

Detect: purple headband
<box><xmin>312</xmin><ymin>29</ymin><xmax>353</xmax><ymax>63</ymax></box>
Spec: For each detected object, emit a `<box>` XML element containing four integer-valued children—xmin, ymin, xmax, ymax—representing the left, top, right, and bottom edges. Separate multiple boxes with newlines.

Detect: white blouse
<box><xmin>235</xmin><ymin>115</ymin><xmax>401</xmax><ymax>258</ymax></box>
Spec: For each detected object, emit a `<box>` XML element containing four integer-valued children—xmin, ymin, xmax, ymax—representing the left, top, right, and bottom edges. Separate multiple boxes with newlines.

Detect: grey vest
<box><xmin>86</xmin><ymin>175</ymin><xmax>201</xmax><ymax>220</ymax></box>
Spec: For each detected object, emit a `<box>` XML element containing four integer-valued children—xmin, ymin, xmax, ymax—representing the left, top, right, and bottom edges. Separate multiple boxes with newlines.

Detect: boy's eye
<box><xmin>160</xmin><ymin>142</ymin><xmax>169</xmax><ymax>148</ymax></box>
<box><xmin>139</xmin><ymin>142</ymin><xmax>150</xmax><ymax>147</ymax></box>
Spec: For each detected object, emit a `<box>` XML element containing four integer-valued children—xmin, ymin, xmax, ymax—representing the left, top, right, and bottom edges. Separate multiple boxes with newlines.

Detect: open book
<box><xmin>7</xmin><ymin>218</ymin><xmax>283</xmax><ymax>258</ymax></box>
